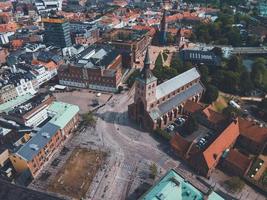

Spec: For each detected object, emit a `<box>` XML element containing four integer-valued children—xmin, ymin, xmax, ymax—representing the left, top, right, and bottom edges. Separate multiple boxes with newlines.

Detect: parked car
<box><xmin>166</xmin><ymin>124</ymin><xmax>175</xmax><ymax>132</ymax></box>
<box><xmin>175</xmin><ymin>117</ymin><xmax>186</xmax><ymax>126</ymax></box>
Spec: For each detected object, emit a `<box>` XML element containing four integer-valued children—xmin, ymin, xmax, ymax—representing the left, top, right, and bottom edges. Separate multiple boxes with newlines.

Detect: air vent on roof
<box><xmin>41</xmin><ymin>132</ymin><xmax>50</xmax><ymax>139</ymax></box>
<box><xmin>29</xmin><ymin>144</ymin><xmax>39</xmax><ymax>151</ymax></box>
<box><xmin>156</xmin><ymin>193</ymin><xmax>165</xmax><ymax>200</ymax></box>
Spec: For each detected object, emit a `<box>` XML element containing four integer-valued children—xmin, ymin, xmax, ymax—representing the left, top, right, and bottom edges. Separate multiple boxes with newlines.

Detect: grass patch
<box><xmin>162</xmin><ymin>52</ymin><xmax>168</xmax><ymax>62</ymax></box>
<box><xmin>212</xmin><ymin>94</ymin><xmax>228</xmax><ymax>112</ymax></box>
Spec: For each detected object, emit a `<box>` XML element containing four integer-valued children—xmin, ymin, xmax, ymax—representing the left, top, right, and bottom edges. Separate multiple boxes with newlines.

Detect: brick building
<box><xmin>10</xmin><ymin>101</ymin><xmax>80</xmax><ymax>177</ymax></box>
<box><xmin>11</xmin><ymin>123</ymin><xmax>62</xmax><ymax>177</ymax></box>
<box><xmin>238</xmin><ymin>118</ymin><xmax>267</xmax><ymax>155</ymax></box>
<box><xmin>128</xmin><ymin>49</ymin><xmax>205</xmax><ymax>131</ymax></box>
<box><xmin>171</xmin><ymin>119</ymin><xmax>240</xmax><ymax>177</ymax></box>
<box><xmin>102</xmin><ymin>29</ymin><xmax>151</xmax><ymax>68</ymax></box>
<box><xmin>58</xmin><ymin>45</ymin><xmax>123</xmax><ymax>92</ymax></box>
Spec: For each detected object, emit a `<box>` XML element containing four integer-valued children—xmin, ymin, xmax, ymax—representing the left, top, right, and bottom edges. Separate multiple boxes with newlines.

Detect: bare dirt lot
<box><xmin>48</xmin><ymin>148</ymin><xmax>106</xmax><ymax>200</ymax></box>
<box><xmin>53</xmin><ymin>90</ymin><xmax>112</xmax><ymax>114</ymax></box>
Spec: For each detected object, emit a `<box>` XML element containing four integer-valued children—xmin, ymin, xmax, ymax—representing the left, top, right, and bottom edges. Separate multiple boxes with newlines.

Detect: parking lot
<box><xmin>53</xmin><ymin>90</ymin><xmax>112</xmax><ymax>114</ymax></box>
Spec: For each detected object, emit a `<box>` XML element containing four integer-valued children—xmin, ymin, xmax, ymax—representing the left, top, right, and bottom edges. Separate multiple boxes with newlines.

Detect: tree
<box><xmin>154</xmin><ymin>128</ymin><xmax>171</xmax><ymax>140</ymax></box>
<box><xmin>153</xmin><ymin>54</ymin><xmax>178</xmax><ymax>83</ymax></box>
<box><xmin>170</xmin><ymin>55</ymin><xmax>183</xmax><ymax>73</ymax></box>
<box><xmin>82</xmin><ymin>112</ymin><xmax>96</xmax><ymax>127</ymax></box>
<box><xmin>226</xmin><ymin>55</ymin><xmax>244</xmax><ymax>73</ymax></box>
<box><xmin>239</xmin><ymin>71</ymin><xmax>254</xmax><ymax>95</ymax></box>
<box><xmin>149</xmin><ymin>163</ymin><xmax>158</xmax><ymax>179</ymax></box>
<box><xmin>211</xmin><ymin>47</ymin><xmax>223</xmax><ymax>57</ymax></box>
<box><xmin>260</xmin><ymin>99</ymin><xmax>267</xmax><ymax>114</ymax></box>
<box><xmin>223</xmin><ymin>106</ymin><xmax>241</xmax><ymax>118</ymax></box>
<box><xmin>198</xmin><ymin>65</ymin><xmax>209</xmax><ymax>85</ymax></box>
<box><xmin>203</xmin><ymin>85</ymin><xmax>219</xmax><ymax>104</ymax></box>
<box><xmin>224</xmin><ymin>176</ymin><xmax>245</xmax><ymax>193</ymax></box>
<box><xmin>166</xmin><ymin>33</ymin><xmax>175</xmax><ymax>44</ymax></box>
<box><xmin>184</xmin><ymin>115</ymin><xmax>199</xmax><ymax>134</ymax></box>
<box><xmin>221</xmin><ymin>71</ymin><xmax>240</xmax><ymax>93</ymax></box>
<box><xmin>251</xmin><ymin>57</ymin><xmax>267</xmax><ymax>87</ymax></box>
<box><xmin>155</xmin><ymin>53</ymin><xmax>163</xmax><ymax>68</ymax></box>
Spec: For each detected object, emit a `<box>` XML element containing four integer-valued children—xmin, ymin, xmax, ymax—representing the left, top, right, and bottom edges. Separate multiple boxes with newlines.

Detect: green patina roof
<box><xmin>140</xmin><ymin>170</ymin><xmax>224</xmax><ymax>200</ymax></box>
<box><xmin>207</xmin><ymin>191</ymin><xmax>224</xmax><ymax>200</ymax></box>
<box><xmin>141</xmin><ymin>170</ymin><xmax>204</xmax><ymax>200</ymax></box>
<box><xmin>0</xmin><ymin>94</ymin><xmax>34</xmax><ymax>113</ymax></box>
<box><xmin>48</xmin><ymin>101</ymin><xmax>79</xmax><ymax>129</ymax></box>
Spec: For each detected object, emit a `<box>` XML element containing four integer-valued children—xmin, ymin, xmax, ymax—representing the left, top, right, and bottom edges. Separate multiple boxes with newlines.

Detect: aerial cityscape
<box><xmin>0</xmin><ymin>0</ymin><xmax>267</xmax><ymax>200</ymax></box>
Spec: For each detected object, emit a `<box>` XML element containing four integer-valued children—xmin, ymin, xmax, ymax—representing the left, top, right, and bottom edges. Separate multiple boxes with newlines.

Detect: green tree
<box><xmin>239</xmin><ymin>71</ymin><xmax>254</xmax><ymax>95</ymax></box>
<box><xmin>198</xmin><ymin>65</ymin><xmax>209</xmax><ymax>85</ymax></box>
<box><xmin>155</xmin><ymin>53</ymin><xmax>163</xmax><ymax>68</ymax></box>
<box><xmin>149</xmin><ymin>163</ymin><xmax>158</xmax><ymax>179</ymax></box>
<box><xmin>260</xmin><ymin>99</ymin><xmax>267</xmax><ymax>114</ymax></box>
<box><xmin>203</xmin><ymin>85</ymin><xmax>219</xmax><ymax>104</ymax></box>
<box><xmin>154</xmin><ymin>128</ymin><xmax>171</xmax><ymax>140</ymax></box>
<box><xmin>251</xmin><ymin>57</ymin><xmax>267</xmax><ymax>87</ymax></box>
<box><xmin>82</xmin><ymin>112</ymin><xmax>96</xmax><ymax>127</ymax></box>
<box><xmin>224</xmin><ymin>177</ymin><xmax>245</xmax><ymax>193</ymax></box>
<box><xmin>223</xmin><ymin>106</ymin><xmax>241</xmax><ymax>118</ymax></box>
<box><xmin>221</xmin><ymin>71</ymin><xmax>240</xmax><ymax>93</ymax></box>
<box><xmin>184</xmin><ymin>115</ymin><xmax>199</xmax><ymax>134</ymax></box>
<box><xmin>166</xmin><ymin>33</ymin><xmax>175</xmax><ymax>44</ymax></box>
<box><xmin>227</xmin><ymin>55</ymin><xmax>244</xmax><ymax>73</ymax></box>
<box><xmin>170</xmin><ymin>55</ymin><xmax>183</xmax><ymax>73</ymax></box>
<box><xmin>211</xmin><ymin>47</ymin><xmax>223</xmax><ymax>57</ymax></box>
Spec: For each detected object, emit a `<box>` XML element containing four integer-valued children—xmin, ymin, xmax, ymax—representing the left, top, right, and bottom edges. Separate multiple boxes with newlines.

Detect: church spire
<box><xmin>160</xmin><ymin>9</ymin><xmax>168</xmax><ymax>45</ymax></box>
<box><xmin>140</xmin><ymin>48</ymin><xmax>154</xmax><ymax>80</ymax></box>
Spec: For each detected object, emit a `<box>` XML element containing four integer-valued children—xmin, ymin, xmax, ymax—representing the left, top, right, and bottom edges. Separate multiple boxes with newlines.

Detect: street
<box><xmin>30</xmin><ymin>90</ymin><xmax>266</xmax><ymax>200</ymax></box>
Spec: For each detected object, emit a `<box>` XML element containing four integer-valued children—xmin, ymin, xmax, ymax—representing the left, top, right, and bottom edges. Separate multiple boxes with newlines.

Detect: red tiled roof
<box><xmin>225</xmin><ymin>148</ymin><xmax>252</xmax><ymax>174</ymax></box>
<box><xmin>0</xmin><ymin>22</ymin><xmax>17</xmax><ymax>33</ymax></box>
<box><xmin>202</xmin><ymin>105</ymin><xmax>227</xmax><ymax>124</ymax></box>
<box><xmin>203</xmin><ymin>120</ymin><xmax>240</xmax><ymax>169</ymax></box>
<box><xmin>239</xmin><ymin>118</ymin><xmax>267</xmax><ymax>144</ymax></box>
<box><xmin>132</xmin><ymin>25</ymin><xmax>156</xmax><ymax>37</ymax></box>
<box><xmin>184</xmin><ymin>100</ymin><xmax>204</xmax><ymax>114</ymax></box>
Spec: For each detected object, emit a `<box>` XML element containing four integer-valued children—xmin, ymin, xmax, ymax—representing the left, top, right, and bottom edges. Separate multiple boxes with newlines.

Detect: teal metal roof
<box><xmin>140</xmin><ymin>170</ymin><xmax>204</xmax><ymax>200</ymax></box>
<box><xmin>48</xmin><ymin>101</ymin><xmax>79</xmax><ymax>129</ymax></box>
<box><xmin>207</xmin><ymin>192</ymin><xmax>224</xmax><ymax>200</ymax></box>
<box><xmin>140</xmin><ymin>170</ymin><xmax>224</xmax><ymax>200</ymax></box>
<box><xmin>0</xmin><ymin>94</ymin><xmax>34</xmax><ymax>113</ymax></box>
